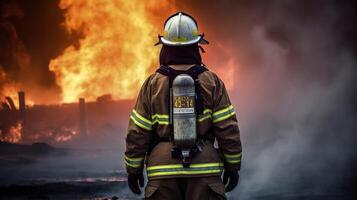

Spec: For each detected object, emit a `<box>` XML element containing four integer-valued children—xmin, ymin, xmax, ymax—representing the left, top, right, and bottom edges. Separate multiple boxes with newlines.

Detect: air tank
<box><xmin>172</xmin><ymin>74</ymin><xmax>196</xmax><ymax>150</ymax></box>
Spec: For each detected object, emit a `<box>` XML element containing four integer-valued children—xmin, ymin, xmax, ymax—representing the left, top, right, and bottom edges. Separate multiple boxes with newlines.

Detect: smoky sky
<box><xmin>173</xmin><ymin>0</ymin><xmax>357</xmax><ymax>198</ymax></box>
<box><xmin>0</xmin><ymin>0</ymin><xmax>67</xmax><ymax>86</ymax></box>
<box><xmin>0</xmin><ymin>0</ymin><xmax>69</xmax><ymax>103</ymax></box>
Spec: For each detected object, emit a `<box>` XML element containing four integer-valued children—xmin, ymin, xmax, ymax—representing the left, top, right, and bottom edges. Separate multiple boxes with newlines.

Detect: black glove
<box><xmin>223</xmin><ymin>170</ymin><xmax>239</xmax><ymax>192</ymax></box>
<box><xmin>128</xmin><ymin>173</ymin><xmax>144</xmax><ymax>195</ymax></box>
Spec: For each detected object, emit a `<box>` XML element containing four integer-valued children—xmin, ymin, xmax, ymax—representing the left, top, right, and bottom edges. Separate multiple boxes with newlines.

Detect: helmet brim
<box><xmin>159</xmin><ymin>35</ymin><xmax>208</xmax><ymax>46</ymax></box>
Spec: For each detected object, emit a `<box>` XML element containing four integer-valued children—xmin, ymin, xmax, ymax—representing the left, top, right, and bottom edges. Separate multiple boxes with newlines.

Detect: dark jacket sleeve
<box><xmin>212</xmin><ymin>74</ymin><xmax>242</xmax><ymax>171</ymax></box>
<box><xmin>125</xmin><ymin>76</ymin><xmax>153</xmax><ymax>175</ymax></box>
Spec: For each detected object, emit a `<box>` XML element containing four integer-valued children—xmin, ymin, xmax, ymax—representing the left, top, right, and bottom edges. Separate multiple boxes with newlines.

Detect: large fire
<box><xmin>49</xmin><ymin>0</ymin><xmax>176</xmax><ymax>103</ymax></box>
<box><xmin>1</xmin><ymin>1</ymin><xmax>177</xmax><ymax>144</ymax></box>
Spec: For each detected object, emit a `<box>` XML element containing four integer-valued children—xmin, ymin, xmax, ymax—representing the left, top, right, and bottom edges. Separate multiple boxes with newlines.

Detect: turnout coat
<box><xmin>125</xmin><ymin>66</ymin><xmax>242</xmax><ymax>180</ymax></box>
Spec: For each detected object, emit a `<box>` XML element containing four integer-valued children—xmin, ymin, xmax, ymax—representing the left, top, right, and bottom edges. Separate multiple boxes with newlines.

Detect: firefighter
<box><xmin>125</xmin><ymin>12</ymin><xmax>242</xmax><ymax>199</ymax></box>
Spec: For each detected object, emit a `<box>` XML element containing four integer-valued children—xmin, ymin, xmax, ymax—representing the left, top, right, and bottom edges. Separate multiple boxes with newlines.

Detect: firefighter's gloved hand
<box><xmin>128</xmin><ymin>173</ymin><xmax>144</xmax><ymax>195</ymax></box>
<box><xmin>223</xmin><ymin>170</ymin><xmax>239</xmax><ymax>192</ymax></box>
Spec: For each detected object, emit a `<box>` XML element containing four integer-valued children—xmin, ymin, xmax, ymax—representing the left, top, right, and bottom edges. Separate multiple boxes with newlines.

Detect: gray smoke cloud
<box><xmin>234</xmin><ymin>27</ymin><xmax>356</xmax><ymax>199</ymax></box>
<box><xmin>200</xmin><ymin>1</ymin><xmax>356</xmax><ymax>199</ymax></box>
<box><xmin>177</xmin><ymin>0</ymin><xmax>357</xmax><ymax>199</ymax></box>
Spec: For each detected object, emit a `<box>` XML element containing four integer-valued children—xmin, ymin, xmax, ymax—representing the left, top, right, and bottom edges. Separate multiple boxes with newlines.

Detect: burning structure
<box><xmin>0</xmin><ymin>91</ymin><xmax>133</xmax><ymax>146</ymax></box>
<box><xmin>0</xmin><ymin>0</ymin><xmax>175</xmax><ymax>146</ymax></box>
<box><xmin>0</xmin><ymin>93</ymin><xmax>22</xmax><ymax>143</ymax></box>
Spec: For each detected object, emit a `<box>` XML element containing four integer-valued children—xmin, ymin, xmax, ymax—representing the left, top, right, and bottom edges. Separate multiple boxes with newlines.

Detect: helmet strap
<box><xmin>198</xmin><ymin>45</ymin><xmax>205</xmax><ymax>53</ymax></box>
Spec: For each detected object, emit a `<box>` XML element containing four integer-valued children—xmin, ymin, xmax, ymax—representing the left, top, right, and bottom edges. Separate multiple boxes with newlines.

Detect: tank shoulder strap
<box><xmin>185</xmin><ymin>65</ymin><xmax>208</xmax><ymax>79</ymax></box>
<box><xmin>156</xmin><ymin>65</ymin><xmax>180</xmax><ymax>88</ymax></box>
<box><xmin>185</xmin><ymin>65</ymin><xmax>207</xmax><ymax>116</ymax></box>
<box><xmin>156</xmin><ymin>65</ymin><xmax>207</xmax><ymax>82</ymax></box>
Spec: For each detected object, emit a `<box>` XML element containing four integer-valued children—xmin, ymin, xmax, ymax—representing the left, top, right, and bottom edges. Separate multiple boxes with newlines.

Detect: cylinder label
<box><xmin>173</xmin><ymin>107</ymin><xmax>194</xmax><ymax>114</ymax></box>
<box><xmin>173</xmin><ymin>96</ymin><xmax>195</xmax><ymax>114</ymax></box>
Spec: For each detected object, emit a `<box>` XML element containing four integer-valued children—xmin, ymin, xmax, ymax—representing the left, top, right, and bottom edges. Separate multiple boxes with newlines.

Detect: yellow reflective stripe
<box><xmin>146</xmin><ymin>163</ymin><xmax>224</xmax><ymax>177</ymax></box>
<box><xmin>213</xmin><ymin>111</ymin><xmax>235</xmax><ymax>123</ymax></box>
<box><xmin>212</xmin><ymin>105</ymin><xmax>234</xmax><ymax>117</ymax></box>
<box><xmin>150</xmin><ymin>109</ymin><xmax>215</xmax><ymax>124</ymax></box>
<box><xmin>152</xmin><ymin>114</ymin><xmax>169</xmax><ymax>119</ymax></box>
<box><xmin>212</xmin><ymin>105</ymin><xmax>233</xmax><ymax>116</ymax></box>
<box><xmin>147</xmin><ymin>163</ymin><xmax>223</xmax><ymax>171</ymax></box>
<box><xmin>203</xmin><ymin>109</ymin><xmax>213</xmax><ymax>114</ymax></box>
<box><xmin>130</xmin><ymin>115</ymin><xmax>152</xmax><ymax>130</ymax></box>
<box><xmin>212</xmin><ymin>105</ymin><xmax>235</xmax><ymax>123</ymax></box>
<box><xmin>130</xmin><ymin>110</ymin><xmax>152</xmax><ymax>130</ymax></box>
<box><xmin>225</xmin><ymin>160</ymin><xmax>241</xmax><ymax>164</ymax></box>
<box><xmin>152</xmin><ymin>113</ymin><xmax>170</xmax><ymax>125</ymax></box>
<box><xmin>198</xmin><ymin>109</ymin><xmax>213</xmax><ymax>122</ymax></box>
<box><xmin>152</xmin><ymin>120</ymin><xmax>170</xmax><ymax>125</ymax></box>
<box><xmin>224</xmin><ymin>153</ymin><xmax>241</xmax><ymax>164</ymax></box>
<box><xmin>124</xmin><ymin>155</ymin><xmax>144</xmax><ymax>162</ymax></box>
<box><xmin>124</xmin><ymin>160</ymin><xmax>142</xmax><ymax>168</ymax></box>
<box><xmin>124</xmin><ymin>155</ymin><xmax>144</xmax><ymax>168</ymax></box>
<box><xmin>132</xmin><ymin>110</ymin><xmax>152</xmax><ymax>125</ymax></box>
<box><xmin>224</xmin><ymin>153</ymin><xmax>241</xmax><ymax>159</ymax></box>
<box><xmin>198</xmin><ymin>115</ymin><xmax>211</xmax><ymax>122</ymax></box>
<box><xmin>148</xmin><ymin>169</ymin><xmax>222</xmax><ymax>177</ymax></box>
<box><xmin>147</xmin><ymin>164</ymin><xmax>182</xmax><ymax>171</ymax></box>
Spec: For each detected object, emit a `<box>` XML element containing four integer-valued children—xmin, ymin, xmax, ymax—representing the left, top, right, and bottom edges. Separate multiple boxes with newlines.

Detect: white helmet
<box><xmin>156</xmin><ymin>12</ymin><xmax>209</xmax><ymax>46</ymax></box>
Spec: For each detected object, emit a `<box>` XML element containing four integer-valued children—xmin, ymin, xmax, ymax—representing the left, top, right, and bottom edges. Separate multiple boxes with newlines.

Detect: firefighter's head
<box><xmin>156</xmin><ymin>12</ymin><xmax>209</xmax><ymax>66</ymax></box>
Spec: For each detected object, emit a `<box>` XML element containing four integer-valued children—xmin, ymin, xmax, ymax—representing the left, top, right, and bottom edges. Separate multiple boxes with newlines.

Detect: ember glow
<box><xmin>49</xmin><ymin>0</ymin><xmax>176</xmax><ymax>103</ymax></box>
<box><xmin>0</xmin><ymin>67</ymin><xmax>20</xmax><ymax>106</ymax></box>
<box><xmin>205</xmin><ymin>46</ymin><xmax>239</xmax><ymax>91</ymax></box>
<box><xmin>55</xmin><ymin>128</ymin><xmax>77</xmax><ymax>142</ymax></box>
<box><xmin>0</xmin><ymin>121</ymin><xmax>22</xmax><ymax>143</ymax></box>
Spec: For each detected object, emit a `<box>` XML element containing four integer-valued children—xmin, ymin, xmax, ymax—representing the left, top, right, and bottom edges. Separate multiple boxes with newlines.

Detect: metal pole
<box><xmin>18</xmin><ymin>91</ymin><xmax>26</xmax><ymax>142</ymax></box>
<box><xmin>79</xmin><ymin>98</ymin><xmax>87</xmax><ymax>136</ymax></box>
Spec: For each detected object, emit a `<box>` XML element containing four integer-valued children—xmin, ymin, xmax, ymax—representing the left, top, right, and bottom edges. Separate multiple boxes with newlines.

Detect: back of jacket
<box><xmin>125</xmin><ymin>66</ymin><xmax>242</xmax><ymax>180</ymax></box>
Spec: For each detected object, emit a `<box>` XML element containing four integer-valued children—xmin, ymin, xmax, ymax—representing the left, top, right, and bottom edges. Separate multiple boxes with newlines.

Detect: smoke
<box><xmin>0</xmin><ymin>1</ymin><xmax>25</xmax><ymax>102</ymax></box>
<box><xmin>176</xmin><ymin>0</ymin><xmax>357</xmax><ymax>198</ymax></box>
<box><xmin>0</xmin><ymin>0</ymin><xmax>67</xmax><ymax>105</ymax></box>
<box><xmin>235</xmin><ymin>27</ymin><xmax>356</xmax><ymax>198</ymax></box>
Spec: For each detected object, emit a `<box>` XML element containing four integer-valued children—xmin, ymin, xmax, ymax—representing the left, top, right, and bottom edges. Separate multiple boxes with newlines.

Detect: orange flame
<box><xmin>55</xmin><ymin>128</ymin><xmax>77</xmax><ymax>142</ymax></box>
<box><xmin>0</xmin><ymin>122</ymin><xmax>22</xmax><ymax>143</ymax></box>
<box><xmin>1</xmin><ymin>66</ymin><xmax>35</xmax><ymax>107</ymax></box>
<box><xmin>49</xmin><ymin>0</ymin><xmax>176</xmax><ymax>103</ymax></box>
<box><xmin>0</xmin><ymin>67</ymin><xmax>20</xmax><ymax>106</ymax></box>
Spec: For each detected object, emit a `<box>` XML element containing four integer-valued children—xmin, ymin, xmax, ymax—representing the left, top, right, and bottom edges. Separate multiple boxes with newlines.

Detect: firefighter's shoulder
<box><xmin>197</xmin><ymin>69</ymin><xmax>223</xmax><ymax>88</ymax></box>
<box><xmin>140</xmin><ymin>73</ymin><xmax>157</xmax><ymax>88</ymax></box>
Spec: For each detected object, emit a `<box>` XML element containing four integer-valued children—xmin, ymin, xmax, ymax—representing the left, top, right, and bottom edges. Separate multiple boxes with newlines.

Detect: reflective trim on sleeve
<box><xmin>152</xmin><ymin>114</ymin><xmax>169</xmax><ymax>125</ymax></box>
<box><xmin>130</xmin><ymin>110</ymin><xmax>152</xmax><ymax>131</ymax></box>
<box><xmin>212</xmin><ymin>105</ymin><xmax>235</xmax><ymax>123</ymax></box>
<box><xmin>198</xmin><ymin>109</ymin><xmax>212</xmax><ymax>122</ymax></box>
<box><xmin>146</xmin><ymin>162</ymin><xmax>223</xmax><ymax>177</ymax></box>
<box><xmin>224</xmin><ymin>153</ymin><xmax>241</xmax><ymax>164</ymax></box>
<box><xmin>124</xmin><ymin>155</ymin><xmax>144</xmax><ymax>168</ymax></box>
